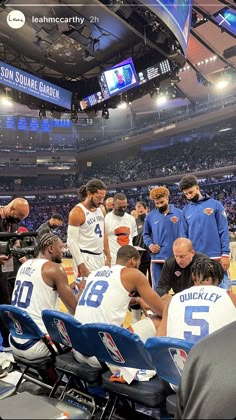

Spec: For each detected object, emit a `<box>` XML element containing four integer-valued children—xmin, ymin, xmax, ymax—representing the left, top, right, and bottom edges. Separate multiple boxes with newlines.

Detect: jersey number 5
<box><xmin>184</xmin><ymin>306</ymin><xmax>209</xmax><ymax>342</ymax></box>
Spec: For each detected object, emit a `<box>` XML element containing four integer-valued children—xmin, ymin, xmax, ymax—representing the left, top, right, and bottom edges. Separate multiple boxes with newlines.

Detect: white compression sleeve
<box><xmin>67</xmin><ymin>224</ymin><xmax>84</xmax><ymax>267</ymax></box>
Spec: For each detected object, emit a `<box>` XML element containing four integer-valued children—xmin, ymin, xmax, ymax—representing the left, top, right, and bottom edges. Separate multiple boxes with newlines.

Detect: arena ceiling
<box><xmin>0</xmin><ymin>0</ymin><xmax>235</xmax><ymax>118</ymax></box>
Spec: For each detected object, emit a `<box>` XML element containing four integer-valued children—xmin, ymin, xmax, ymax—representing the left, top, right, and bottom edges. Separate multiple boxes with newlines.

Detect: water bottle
<box><xmin>219</xmin><ymin>274</ymin><xmax>232</xmax><ymax>291</ymax></box>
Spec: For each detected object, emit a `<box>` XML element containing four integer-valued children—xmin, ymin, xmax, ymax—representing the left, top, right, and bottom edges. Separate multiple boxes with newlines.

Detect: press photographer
<box><xmin>0</xmin><ymin>198</ymin><xmax>29</xmax><ymax>352</ymax></box>
<box><xmin>3</xmin><ymin>227</ymin><xmax>38</xmax><ymax>297</ymax></box>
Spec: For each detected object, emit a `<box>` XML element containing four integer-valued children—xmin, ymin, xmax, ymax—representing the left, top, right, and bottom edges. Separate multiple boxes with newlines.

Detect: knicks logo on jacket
<box><xmin>204</xmin><ymin>208</ymin><xmax>214</xmax><ymax>216</ymax></box>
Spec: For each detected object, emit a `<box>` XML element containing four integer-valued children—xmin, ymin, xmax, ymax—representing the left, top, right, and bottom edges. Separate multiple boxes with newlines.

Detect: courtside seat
<box><xmin>42</xmin><ymin>309</ymin><xmax>106</xmax><ymax>416</ymax></box>
<box><xmin>0</xmin><ymin>305</ymin><xmax>61</xmax><ymax>394</ymax></box>
<box><xmin>54</xmin><ymin>351</ymin><xmax>103</xmax><ymax>383</ymax></box>
<box><xmin>102</xmin><ymin>370</ymin><xmax>166</xmax><ymax>406</ymax></box>
<box><xmin>77</xmin><ymin>323</ymin><xmax>168</xmax><ymax>419</ymax></box>
<box><xmin>145</xmin><ymin>336</ymin><xmax>194</xmax><ymax>417</ymax></box>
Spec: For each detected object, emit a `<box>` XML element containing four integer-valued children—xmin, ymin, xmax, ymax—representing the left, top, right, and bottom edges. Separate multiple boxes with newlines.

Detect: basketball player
<box><xmin>143</xmin><ymin>186</ymin><xmax>185</xmax><ymax>289</ymax></box>
<box><xmin>67</xmin><ymin>179</ymin><xmax>111</xmax><ymax>278</ymax></box>
<box><xmin>73</xmin><ymin>245</ymin><xmax>165</xmax><ymax>383</ymax></box>
<box><xmin>105</xmin><ymin>193</ymin><xmax>137</xmax><ymax>265</ymax></box>
<box><xmin>158</xmin><ymin>257</ymin><xmax>236</xmax><ymax>341</ymax></box>
<box><xmin>179</xmin><ymin>175</ymin><xmax>230</xmax><ymax>272</ymax></box>
<box><xmin>10</xmin><ymin>233</ymin><xmax>77</xmax><ymax>360</ymax></box>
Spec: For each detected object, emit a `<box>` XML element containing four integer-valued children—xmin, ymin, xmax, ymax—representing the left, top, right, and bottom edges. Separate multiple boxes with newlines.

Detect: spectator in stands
<box><xmin>105</xmin><ymin>193</ymin><xmax>137</xmax><ymax>265</ymax></box>
<box><xmin>143</xmin><ymin>186</ymin><xmax>185</xmax><ymax>289</ymax></box>
<box><xmin>176</xmin><ymin>321</ymin><xmax>236</xmax><ymax>419</ymax></box>
<box><xmin>156</xmin><ymin>238</ymin><xmax>205</xmax><ymax>297</ymax></box>
<box><xmin>157</xmin><ymin>257</ymin><xmax>236</xmax><ymax>341</ymax></box>
<box><xmin>37</xmin><ymin>213</ymin><xmax>64</xmax><ymax>238</ymax></box>
<box><xmin>179</xmin><ymin>175</ymin><xmax>230</xmax><ymax>272</ymax></box>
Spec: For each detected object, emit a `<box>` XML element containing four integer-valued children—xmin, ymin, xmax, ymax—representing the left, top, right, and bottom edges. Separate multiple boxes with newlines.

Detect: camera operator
<box><xmin>7</xmin><ymin>226</ymin><xmax>38</xmax><ymax>298</ymax></box>
<box><xmin>0</xmin><ymin>198</ymin><xmax>29</xmax><ymax>352</ymax></box>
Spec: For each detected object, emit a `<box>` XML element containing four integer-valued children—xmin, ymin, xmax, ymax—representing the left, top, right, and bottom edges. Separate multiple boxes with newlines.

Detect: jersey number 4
<box><xmin>94</xmin><ymin>223</ymin><xmax>103</xmax><ymax>238</ymax></box>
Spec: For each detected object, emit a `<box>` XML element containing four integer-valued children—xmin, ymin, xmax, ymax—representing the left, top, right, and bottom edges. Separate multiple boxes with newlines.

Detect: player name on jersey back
<box><xmin>178</xmin><ymin>290</ymin><xmax>222</xmax><ymax>304</ymax></box>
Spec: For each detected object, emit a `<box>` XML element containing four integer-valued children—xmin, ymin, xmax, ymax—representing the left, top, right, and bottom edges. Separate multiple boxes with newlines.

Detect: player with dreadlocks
<box><xmin>157</xmin><ymin>256</ymin><xmax>236</xmax><ymax>341</ymax></box>
<box><xmin>10</xmin><ymin>233</ymin><xmax>77</xmax><ymax>360</ymax></box>
<box><xmin>67</xmin><ymin>178</ymin><xmax>111</xmax><ymax>279</ymax></box>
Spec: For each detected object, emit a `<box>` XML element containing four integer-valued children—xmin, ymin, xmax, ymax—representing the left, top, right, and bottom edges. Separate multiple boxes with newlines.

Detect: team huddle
<box><xmin>1</xmin><ymin>175</ymin><xmax>235</xmax><ymax>417</ymax></box>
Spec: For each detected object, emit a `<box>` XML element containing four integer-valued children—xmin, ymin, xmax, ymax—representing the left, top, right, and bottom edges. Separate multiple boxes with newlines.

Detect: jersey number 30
<box><xmin>11</xmin><ymin>280</ymin><xmax>33</xmax><ymax>309</ymax></box>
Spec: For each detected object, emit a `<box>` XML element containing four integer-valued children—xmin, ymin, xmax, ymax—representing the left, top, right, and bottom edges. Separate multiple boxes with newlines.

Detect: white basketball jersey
<box><xmin>77</xmin><ymin>203</ymin><xmax>104</xmax><ymax>254</ymax></box>
<box><xmin>167</xmin><ymin>285</ymin><xmax>236</xmax><ymax>343</ymax></box>
<box><xmin>105</xmin><ymin>212</ymin><xmax>138</xmax><ymax>264</ymax></box>
<box><xmin>12</xmin><ymin>259</ymin><xmax>59</xmax><ymax>333</ymax></box>
<box><xmin>75</xmin><ymin>265</ymin><xmax>131</xmax><ymax>326</ymax></box>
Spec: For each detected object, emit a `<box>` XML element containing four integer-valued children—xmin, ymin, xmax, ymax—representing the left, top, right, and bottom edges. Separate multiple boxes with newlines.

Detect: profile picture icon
<box><xmin>7</xmin><ymin>10</ymin><xmax>25</xmax><ymax>29</ymax></box>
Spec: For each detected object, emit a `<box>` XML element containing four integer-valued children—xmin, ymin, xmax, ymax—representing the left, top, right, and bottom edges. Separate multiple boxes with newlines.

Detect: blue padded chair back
<box><xmin>79</xmin><ymin>323</ymin><xmax>155</xmax><ymax>370</ymax></box>
<box><xmin>145</xmin><ymin>336</ymin><xmax>194</xmax><ymax>387</ymax></box>
<box><xmin>42</xmin><ymin>310</ymin><xmax>81</xmax><ymax>348</ymax></box>
<box><xmin>0</xmin><ymin>304</ymin><xmax>44</xmax><ymax>340</ymax></box>
<box><xmin>42</xmin><ymin>312</ymin><xmax>155</xmax><ymax>370</ymax></box>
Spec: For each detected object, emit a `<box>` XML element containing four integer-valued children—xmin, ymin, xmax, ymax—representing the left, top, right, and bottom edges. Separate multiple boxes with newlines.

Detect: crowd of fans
<box><xmin>82</xmin><ymin>130</ymin><xmax>236</xmax><ymax>184</ymax></box>
<box><xmin>76</xmin><ymin>91</ymin><xmax>236</xmax><ymax>152</ymax></box>
<box><xmin>0</xmin><ymin>129</ymin><xmax>235</xmax><ymax>194</ymax></box>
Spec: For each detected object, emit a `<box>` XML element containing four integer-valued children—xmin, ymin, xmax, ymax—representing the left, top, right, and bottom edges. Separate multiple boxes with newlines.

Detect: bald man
<box><xmin>156</xmin><ymin>238</ymin><xmax>206</xmax><ymax>297</ymax></box>
<box><xmin>105</xmin><ymin>197</ymin><xmax>114</xmax><ymax>213</ymax></box>
<box><xmin>0</xmin><ymin>197</ymin><xmax>30</xmax><ymax>351</ymax></box>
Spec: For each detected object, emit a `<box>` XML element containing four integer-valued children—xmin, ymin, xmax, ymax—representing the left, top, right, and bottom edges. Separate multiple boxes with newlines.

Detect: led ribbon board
<box><xmin>0</xmin><ymin>60</ymin><xmax>72</xmax><ymax>110</ymax></box>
